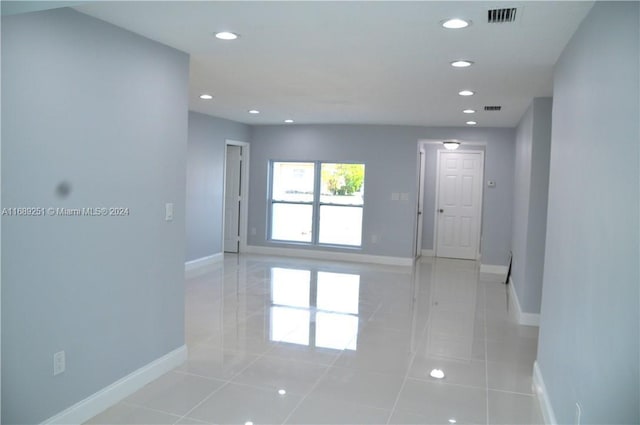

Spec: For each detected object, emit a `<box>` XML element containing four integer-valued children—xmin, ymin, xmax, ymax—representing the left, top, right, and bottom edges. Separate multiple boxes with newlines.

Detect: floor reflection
<box><xmin>87</xmin><ymin>254</ymin><xmax>543</xmax><ymax>424</ymax></box>
<box><xmin>423</xmin><ymin>258</ymin><xmax>480</xmax><ymax>361</ymax></box>
<box><xmin>269</xmin><ymin>267</ymin><xmax>360</xmax><ymax>351</ymax></box>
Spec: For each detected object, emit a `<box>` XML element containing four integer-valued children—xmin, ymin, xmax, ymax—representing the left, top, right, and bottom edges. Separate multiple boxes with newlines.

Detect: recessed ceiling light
<box><xmin>215</xmin><ymin>31</ymin><xmax>238</xmax><ymax>40</ymax></box>
<box><xmin>451</xmin><ymin>60</ymin><xmax>474</xmax><ymax>68</ymax></box>
<box><xmin>466</xmin><ymin>121</ymin><xmax>478</xmax><ymax>125</ymax></box>
<box><xmin>441</xmin><ymin>18</ymin><xmax>471</xmax><ymax>29</ymax></box>
<box><xmin>430</xmin><ymin>368</ymin><xmax>445</xmax><ymax>379</ymax></box>
<box><xmin>248</xmin><ymin>109</ymin><xmax>260</xmax><ymax>114</ymax></box>
<box><xmin>278</xmin><ymin>389</ymin><xmax>287</xmax><ymax>395</ymax></box>
<box><xmin>284</xmin><ymin>119</ymin><xmax>294</xmax><ymax>123</ymax></box>
<box><xmin>244</xmin><ymin>422</ymin><xmax>253</xmax><ymax>425</ymax></box>
<box><xmin>449</xmin><ymin>419</ymin><xmax>457</xmax><ymax>424</ymax></box>
<box><xmin>199</xmin><ymin>94</ymin><xmax>213</xmax><ymax>100</ymax></box>
<box><xmin>463</xmin><ymin>109</ymin><xmax>476</xmax><ymax>114</ymax></box>
<box><xmin>458</xmin><ymin>90</ymin><xmax>475</xmax><ymax>96</ymax></box>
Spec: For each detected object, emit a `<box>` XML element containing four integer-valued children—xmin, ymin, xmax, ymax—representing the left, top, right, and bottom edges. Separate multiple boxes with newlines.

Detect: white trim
<box><xmin>480</xmin><ymin>264</ymin><xmax>508</xmax><ymax>276</ymax></box>
<box><xmin>414</xmin><ymin>146</ymin><xmax>426</xmax><ymax>257</ymax></box>
<box><xmin>421</xmin><ymin>249</ymin><xmax>435</xmax><ymax>257</ymax></box>
<box><xmin>42</xmin><ymin>345</ymin><xmax>187</xmax><ymax>425</ymax></box>
<box><xmin>223</xmin><ymin>140</ymin><xmax>250</xmax><ymax>253</ymax></box>
<box><xmin>245</xmin><ymin>245</ymin><xmax>414</xmax><ymax>266</ymax></box>
<box><xmin>508</xmin><ymin>276</ymin><xmax>540</xmax><ymax>326</ymax></box>
<box><xmin>533</xmin><ymin>361</ymin><xmax>557</xmax><ymax>425</ymax></box>
<box><xmin>185</xmin><ymin>253</ymin><xmax>224</xmax><ymax>279</ymax></box>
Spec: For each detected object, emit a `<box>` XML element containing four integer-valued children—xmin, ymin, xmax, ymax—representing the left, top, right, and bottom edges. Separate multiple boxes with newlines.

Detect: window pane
<box><xmin>271</xmin><ymin>267</ymin><xmax>310</xmax><ymax>308</ymax></box>
<box><xmin>317</xmin><ymin>272</ymin><xmax>360</xmax><ymax>314</ymax></box>
<box><xmin>318</xmin><ymin>205</ymin><xmax>363</xmax><ymax>246</ymax></box>
<box><xmin>320</xmin><ymin>163</ymin><xmax>364</xmax><ymax>205</ymax></box>
<box><xmin>315</xmin><ymin>312</ymin><xmax>358</xmax><ymax>351</ymax></box>
<box><xmin>270</xmin><ymin>306</ymin><xmax>310</xmax><ymax>346</ymax></box>
<box><xmin>272</xmin><ymin>162</ymin><xmax>315</xmax><ymax>203</ymax></box>
<box><xmin>271</xmin><ymin>203</ymin><xmax>313</xmax><ymax>242</ymax></box>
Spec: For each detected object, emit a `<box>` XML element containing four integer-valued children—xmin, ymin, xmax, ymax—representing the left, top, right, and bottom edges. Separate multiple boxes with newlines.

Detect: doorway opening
<box><xmin>415</xmin><ymin>141</ymin><xmax>485</xmax><ymax>261</ymax></box>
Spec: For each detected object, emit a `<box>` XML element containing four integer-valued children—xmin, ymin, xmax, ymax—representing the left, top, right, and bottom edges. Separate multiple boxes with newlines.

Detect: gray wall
<box><xmin>1</xmin><ymin>8</ymin><xmax>189</xmax><ymax>424</ymax></box>
<box><xmin>186</xmin><ymin>111</ymin><xmax>250</xmax><ymax>262</ymax></box>
<box><xmin>537</xmin><ymin>2</ymin><xmax>639</xmax><ymax>424</ymax></box>
<box><xmin>248</xmin><ymin>125</ymin><xmax>514</xmax><ymax>265</ymax></box>
<box><xmin>511</xmin><ymin>97</ymin><xmax>552</xmax><ymax>314</ymax></box>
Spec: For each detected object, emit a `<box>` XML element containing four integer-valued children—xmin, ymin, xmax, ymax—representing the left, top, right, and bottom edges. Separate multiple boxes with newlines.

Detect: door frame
<box><xmin>433</xmin><ymin>149</ymin><xmax>485</xmax><ymax>260</ymax></box>
<box><xmin>414</xmin><ymin>146</ymin><xmax>426</xmax><ymax>258</ymax></box>
<box><xmin>223</xmin><ymin>139</ymin><xmax>250</xmax><ymax>253</ymax></box>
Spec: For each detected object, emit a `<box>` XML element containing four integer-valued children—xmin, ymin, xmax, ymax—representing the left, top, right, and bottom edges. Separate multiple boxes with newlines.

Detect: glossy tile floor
<box><xmin>87</xmin><ymin>254</ymin><xmax>543</xmax><ymax>424</ymax></box>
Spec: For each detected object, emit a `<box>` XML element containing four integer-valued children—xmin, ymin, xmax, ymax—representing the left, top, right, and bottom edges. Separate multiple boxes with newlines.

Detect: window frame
<box><xmin>268</xmin><ymin>160</ymin><xmax>365</xmax><ymax>248</ymax></box>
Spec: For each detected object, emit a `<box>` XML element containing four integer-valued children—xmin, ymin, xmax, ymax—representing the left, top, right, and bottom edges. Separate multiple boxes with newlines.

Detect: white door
<box><xmin>224</xmin><ymin>145</ymin><xmax>242</xmax><ymax>253</ymax></box>
<box><xmin>435</xmin><ymin>151</ymin><xmax>483</xmax><ymax>260</ymax></box>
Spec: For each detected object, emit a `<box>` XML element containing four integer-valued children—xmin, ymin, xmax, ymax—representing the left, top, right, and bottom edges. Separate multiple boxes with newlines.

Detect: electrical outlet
<box><xmin>53</xmin><ymin>351</ymin><xmax>65</xmax><ymax>376</ymax></box>
<box><xmin>575</xmin><ymin>402</ymin><xmax>582</xmax><ymax>425</ymax></box>
<box><xmin>371</xmin><ymin>234</ymin><xmax>378</xmax><ymax>244</ymax></box>
<box><xmin>165</xmin><ymin>203</ymin><xmax>174</xmax><ymax>221</ymax></box>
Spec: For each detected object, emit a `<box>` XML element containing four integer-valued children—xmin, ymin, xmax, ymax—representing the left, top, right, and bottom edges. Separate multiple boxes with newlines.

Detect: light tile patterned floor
<box><xmin>86</xmin><ymin>254</ymin><xmax>544</xmax><ymax>424</ymax></box>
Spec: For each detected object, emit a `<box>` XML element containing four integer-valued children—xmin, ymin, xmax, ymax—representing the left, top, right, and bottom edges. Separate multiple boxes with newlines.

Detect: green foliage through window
<box><xmin>321</xmin><ymin>163</ymin><xmax>365</xmax><ymax>196</ymax></box>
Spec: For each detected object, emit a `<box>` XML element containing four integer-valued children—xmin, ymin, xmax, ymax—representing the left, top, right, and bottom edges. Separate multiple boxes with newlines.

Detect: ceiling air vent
<box><xmin>487</xmin><ymin>8</ymin><xmax>517</xmax><ymax>23</ymax></box>
<box><xmin>484</xmin><ymin>106</ymin><xmax>502</xmax><ymax>111</ymax></box>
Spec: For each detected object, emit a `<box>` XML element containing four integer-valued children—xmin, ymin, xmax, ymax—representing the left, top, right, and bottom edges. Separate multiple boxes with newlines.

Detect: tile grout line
<box><xmin>279</xmin><ymin>333</ymin><xmax>357</xmax><ymax>425</ymax></box>
<box><xmin>177</xmin><ymin>283</ymin><xmax>322</xmax><ymax>425</ymax></box>
<box><xmin>115</xmin><ymin>400</ymin><xmax>183</xmax><ymax>422</ymax></box>
<box><xmin>173</xmin><ymin>329</ymin><xmax>277</xmax><ymax>424</ymax></box>
<box><xmin>384</xmin><ymin>291</ymin><xmax>432</xmax><ymax>425</ymax></box>
<box><xmin>179</xmin><ymin>258</ymin><xmax>316</xmax><ymax>424</ymax></box>
<box><xmin>179</xmin><ymin>265</ymin><xmax>345</xmax><ymax>424</ymax></box>
<box><xmin>384</xmin><ymin>350</ymin><xmax>418</xmax><ymax>424</ymax></box>
<box><xmin>406</xmin><ymin>375</ymin><xmax>490</xmax><ymax>392</ymax></box>
<box><xmin>274</xmin><ymin>296</ymin><xmax>382</xmax><ymax>424</ymax></box>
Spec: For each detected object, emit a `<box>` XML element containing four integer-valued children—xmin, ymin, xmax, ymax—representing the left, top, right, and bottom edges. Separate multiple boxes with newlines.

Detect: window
<box><xmin>269</xmin><ymin>161</ymin><xmax>365</xmax><ymax>247</ymax></box>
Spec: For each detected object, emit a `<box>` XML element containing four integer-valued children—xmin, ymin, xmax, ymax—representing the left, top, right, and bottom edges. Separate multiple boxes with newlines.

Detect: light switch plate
<box><xmin>53</xmin><ymin>351</ymin><xmax>65</xmax><ymax>376</ymax></box>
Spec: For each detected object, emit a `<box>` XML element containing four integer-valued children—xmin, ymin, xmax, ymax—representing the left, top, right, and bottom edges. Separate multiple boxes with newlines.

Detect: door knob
<box><xmin>439</xmin><ymin>209</ymin><xmax>444</xmax><ymax>213</ymax></box>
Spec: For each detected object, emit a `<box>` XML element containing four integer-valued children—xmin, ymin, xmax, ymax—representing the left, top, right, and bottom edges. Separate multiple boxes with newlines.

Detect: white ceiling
<box><xmin>73</xmin><ymin>1</ymin><xmax>594</xmax><ymax>127</ymax></box>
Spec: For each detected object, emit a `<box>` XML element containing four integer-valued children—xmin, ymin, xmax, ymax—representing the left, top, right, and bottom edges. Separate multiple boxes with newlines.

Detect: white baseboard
<box><xmin>185</xmin><ymin>253</ymin><xmax>224</xmax><ymax>278</ymax></box>
<box><xmin>420</xmin><ymin>249</ymin><xmax>435</xmax><ymax>257</ymax></box>
<box><xmin>533</xmin><ymin>361</ymin><xmax>557</xmax><ymax>425</ymax></box>
<box><xmin>245</xmin><ymin>245</ymin><xmax>414</xmax><ymax>266</ymax></box>
<box><xmin>43</xmin><ymin>345</ymin><xmax>187</xmax><ymax>425</ymax></box>
<box><xmin>480</xmin><ymin>263</ymin><xmax>508</xmax><ymax>276</ymax></box>
<box><xmin>508</xmin><ymin>276</ymin><xmax>540</xmax><ymax>326</ymax></box>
